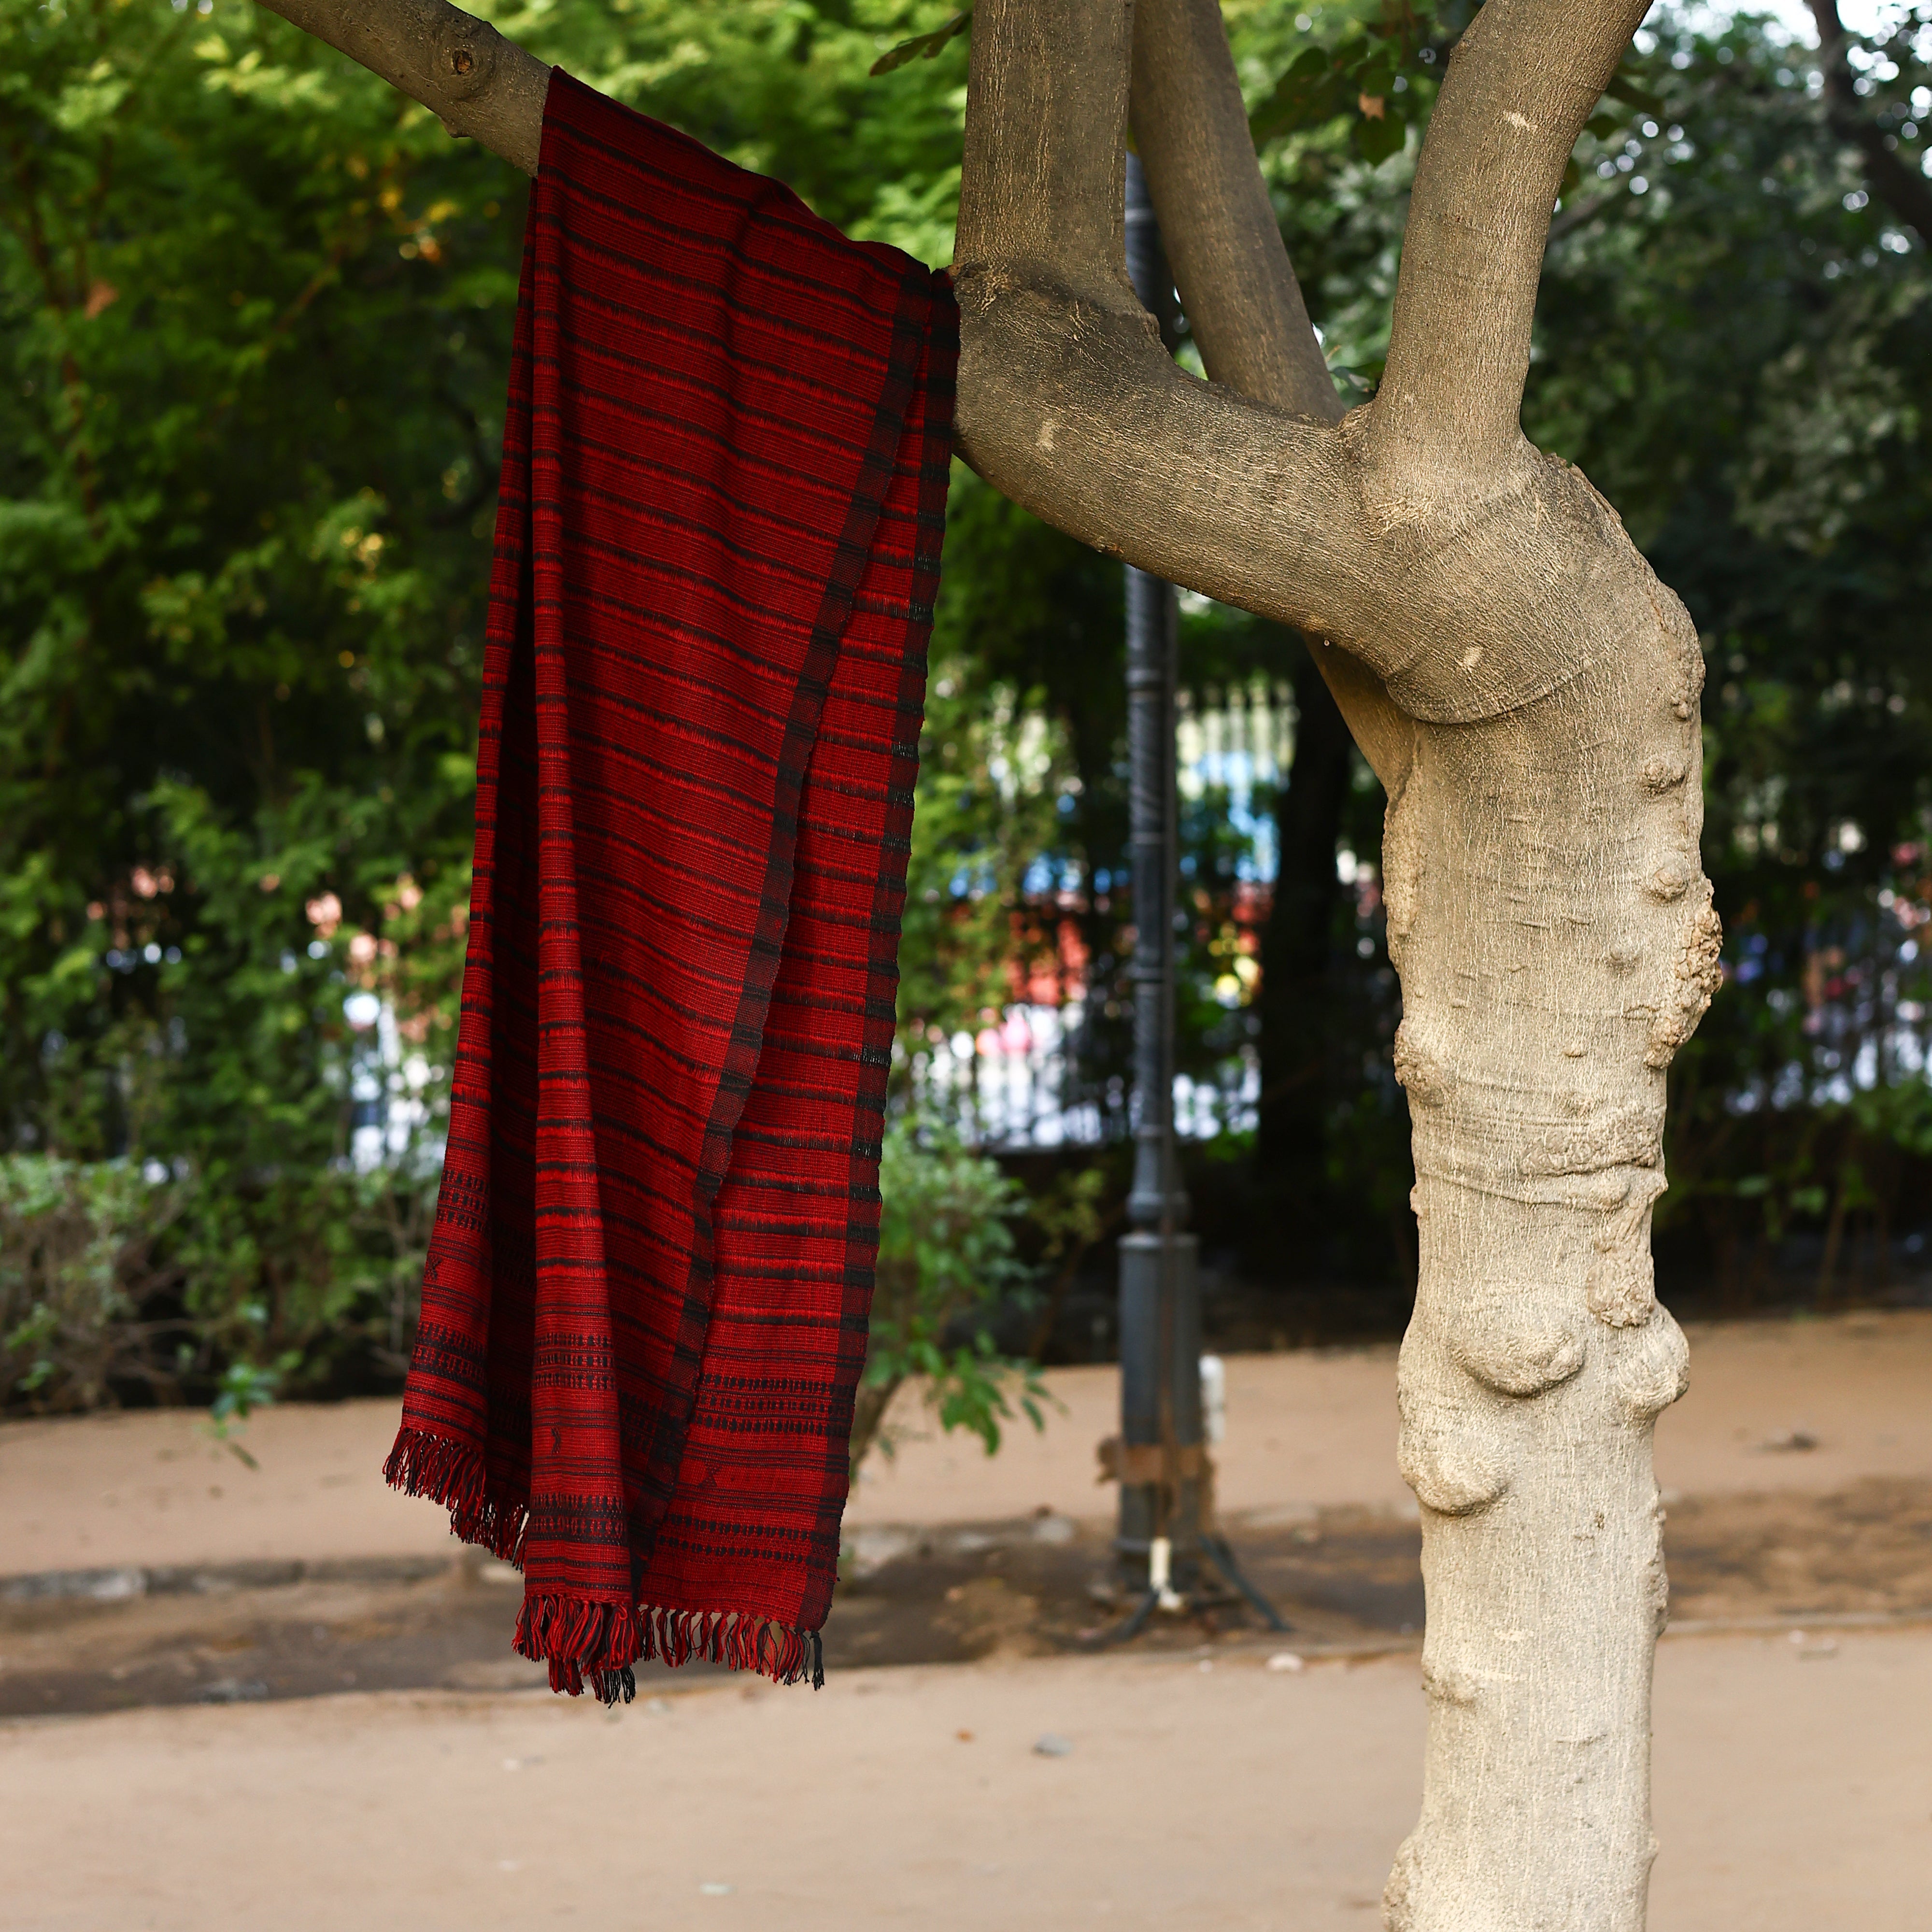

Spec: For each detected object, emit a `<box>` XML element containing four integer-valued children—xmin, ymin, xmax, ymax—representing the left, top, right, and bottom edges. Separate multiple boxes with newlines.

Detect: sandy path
<box><xmin>5</xmin><ymin>1628</ymin><xmax>1927</xmax><ymax>1931</ymax></box>
<box><xmin>6</xmin><ymin>1310</ymin><xmax>1929</xmax><ymax>1577</ymax></box>
<box><xmin>6</xmin><ymin>1310</ymin><xmax>1928</xmax><ymax>1925</ymax></box>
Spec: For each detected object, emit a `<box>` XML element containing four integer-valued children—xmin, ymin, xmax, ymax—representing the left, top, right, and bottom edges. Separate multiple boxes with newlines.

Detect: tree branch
<box><xmin>1808</xmin><ymin>0</ymin><xmax>1932</xmax><ymax>245</ymax></box>
<box><xmin>954</xmin><ymin>0</ymin><xmax>1136</xmax><ymax>314</ymax></box>
<box><xmin>1128</xmin><ymin>0</ymin><xmax>1337</xmax><ymax>424</ymax></box>
<box><xmin>1545</xmin><ymin>184</ymin><xmax>1619</xmax><ymax>249</ymax></box>
<box><xmin>1125</xmin><ymin>0</ymin><xmax>1412</xmax><ymax>787</ymax></box>
<box><xmin>952</xmin><ymin>0</ymin><xmax>1652</xmax><ymax>730</ymax></box>
<box><xmin>952</xmin><ymin>0</ymin><xmax>1365</xmax><ymax>646</ymax></box>
<box><xmin>1373</xmin><ymin>0</ymin><xmax>1649</xmax><ymax>485</ymax></box>
<box><xmin>258</xmin><ymin>0</ymin><xmax>1655</xmax><ymax>733</ymax></box>
<box><xmin>255</xmin><ymin>0</ymin><xmax>548</xmax><ymax>176</ymax></box>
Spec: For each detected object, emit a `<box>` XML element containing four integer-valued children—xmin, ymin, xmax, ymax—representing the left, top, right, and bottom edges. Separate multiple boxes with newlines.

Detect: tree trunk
<box><xmin>1808</xmin><ymin>0</ymin><xmax>1932</xmax><ymax>245</ymax></box>
<box><xmin>1377</xmin><ymin>649</ymin><xmax>1706</xmax><ymax>1930</ymax></box>
<box><xmin>955</xmin><ymin>2</ymin><xmax>1718</xmax><ymax>1922</ymax></box>
<box><xmin>844</xmin><ymin>1371</ymin><xmax>901</xmax><ymax>1482</ymax></box>
<box><xmin>242</xmin><ymin>0</ymin><xmax>1723</xmax><ymax>1922</ymax></box>
<box><xmin>1818</xmin><ymin>1156</ymin><xmax>1850</xmax><ymax>1302</ymax></box>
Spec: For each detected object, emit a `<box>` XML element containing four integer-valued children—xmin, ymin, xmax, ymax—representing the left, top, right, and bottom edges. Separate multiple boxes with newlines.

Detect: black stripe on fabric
<box><xmin>527</xmin><ymin>362</ymin><xmax>905</xmax><ymax>522</ymax></box>
<box><xmin>528</xmin><ymin>270</ymin><xmax>904</xmax><ymax>433</ymax></box>
<box><xmin>539</xmin><ymin>98</ymin><xmax>908</xmax><ymax>327</ymax></box>
<box><xmin>797</xmin><ymin>279</ymin><xmax>956</xmax><ymax>1627</ymax></box>
<box><xmin>527</xmin><ymin>487</ymin><xmax>872</xmax><ymax>625</ymax></box>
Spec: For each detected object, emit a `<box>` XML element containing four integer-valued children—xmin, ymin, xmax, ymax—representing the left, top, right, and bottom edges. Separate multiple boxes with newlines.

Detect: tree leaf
<box><xmin>870</xmin><ymin>10</ymin><xmax>970</xmax><ymax>78</ymax></box>
<box><xmin>1357</xmin><ymin>105</ymin><xmax>1407</xmax><ymax>167</ymax></box>
<box><xmin>1250</xmin><ymin>44</ymin><xmax>1343</xmax><ymax>144</ymax></box>
<box><xmin>1351</xmin><ymin>52</ymin><xmax>1397</xmax><ymax>100</ymax></box>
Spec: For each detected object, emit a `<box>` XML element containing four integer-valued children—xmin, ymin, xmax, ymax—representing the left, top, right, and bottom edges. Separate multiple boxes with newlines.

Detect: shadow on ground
<box><xmin>4</xmin><ymin>1479</ymin><xmax>1928</xmax><ymax>1720</ymax></box>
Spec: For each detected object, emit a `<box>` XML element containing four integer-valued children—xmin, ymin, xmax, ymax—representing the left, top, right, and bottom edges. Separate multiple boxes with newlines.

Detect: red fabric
<box><xmin>384</xmin><ymin>70</ymin><xmax>956</xmax><ymax>1700</ymax></box>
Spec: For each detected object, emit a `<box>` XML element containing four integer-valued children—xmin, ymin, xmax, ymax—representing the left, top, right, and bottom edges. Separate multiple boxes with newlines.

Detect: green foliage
<box><xmin>899</xmin><ymin>471</ymin><xmax>1131</xmax><ymax>1128</ymax></box>
<box><xmin>1231</xmin><ymin>1</ymin><xmax>1932</xmax><ymax>1293</ymax></box>
<box><xmin>1</xmin><ymin>0</ymin><xmax>521</xmax><ymax>1396</ymax></box>
<box><xmin>0</xmin><ymin>0</ymin><xmax>981</xmax><ymax>1406</ymax></box>
<box><xmin>6</xmin><ymin>0</ymin><xmax>1930</xmax><ymax>1430</ymax></box>
<box><xmin>1246</xmin><ymin>0</ymin><xmax>1448</xmax><ymax>168</ymax></box>
<box><xmin>1234</xmin><ymin>1</ymin><xmax>1671</xmax><ymax>390</ymax></box>
<box><xmin>897</xmin><ymin>521</ymin><xmax>1079</xmax><ymax>1080</ymax></box>
<box><xmin>505</xmin><ymin>0</ymin><xmax>972</xmax><ymax>258</ymax></box>
<box><xmin>0</xmin><ymin>1153</ymin><xmax>183</xmax><ymax>1409</ymax></box>
<box><xmin>200</xmin><ymin>1352</ymin><xmax>292</xmax><ymax>1467</ymax></box>
<box><xmin>852</xmin><ymin>1120</ymin><xmax>1048</xmax><ymax>1472</ymax></box>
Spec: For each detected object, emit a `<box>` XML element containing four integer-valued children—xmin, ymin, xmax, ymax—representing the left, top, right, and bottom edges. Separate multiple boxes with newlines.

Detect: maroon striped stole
<box><xmin>385</xmin><ymin>70</ymin><xmax>956</xmax><ymax>1700</ymax></box>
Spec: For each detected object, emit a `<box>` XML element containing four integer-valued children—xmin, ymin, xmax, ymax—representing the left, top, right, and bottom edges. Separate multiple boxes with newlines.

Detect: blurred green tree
<box><xmin>0</xmin><ymin>0</ymin><xmax>979</xmax><ymax>1399</ymax></box>
<box><xmin>6</xmin><ymin>0</ymin><xmax>1932</xmax><ymax>1412</ymax></box>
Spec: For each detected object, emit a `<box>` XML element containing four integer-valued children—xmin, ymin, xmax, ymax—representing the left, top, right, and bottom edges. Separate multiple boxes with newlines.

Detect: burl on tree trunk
<box><xmin>253</xmin><ymin>0</ymin><xmax>1720</xmax><ymax>1923</ymax></box>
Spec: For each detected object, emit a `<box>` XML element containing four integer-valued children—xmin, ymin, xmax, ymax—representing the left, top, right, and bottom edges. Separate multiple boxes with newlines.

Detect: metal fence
<box><xmin>902</xmin><ymin>677</ymin><xmax>1297</xmax><ymax>1151</ymax></box>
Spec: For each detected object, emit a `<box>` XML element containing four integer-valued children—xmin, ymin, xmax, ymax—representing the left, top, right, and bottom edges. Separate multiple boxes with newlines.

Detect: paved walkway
<box><xmin>5</xmin><ymin>1310</ymin><xmax>1929</xmax><ymax>1576</ymax></box>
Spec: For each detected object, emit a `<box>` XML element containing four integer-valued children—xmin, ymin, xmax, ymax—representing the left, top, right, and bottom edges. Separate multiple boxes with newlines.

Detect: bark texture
<box><xmin>256</xmin><ymin>0</ymin><xmax>550</xmax><ymax>174</ymax></box>
<box><xmin>955</xmin><ymin>4</ymin><xmax>1716</xmax><ymax>1926</ymax></box>
<box><xmin>248</xmin><ymin>0</ymin><xmax>1721</xmax><ymax>1923</ymax></box>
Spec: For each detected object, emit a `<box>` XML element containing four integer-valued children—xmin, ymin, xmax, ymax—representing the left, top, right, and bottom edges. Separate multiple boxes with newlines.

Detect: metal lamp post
<box><xmin>1109</xmin><ymin>155</ymin><xmax>1283</xmax><ymax>1635</ymax></box>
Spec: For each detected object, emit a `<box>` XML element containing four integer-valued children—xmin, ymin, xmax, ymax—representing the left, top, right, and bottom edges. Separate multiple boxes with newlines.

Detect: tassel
<box><xmin>383</xmin><ymin>1427</ymin><xmax>527</xmax><ymax>1564</ymax></box>
<box><xmin>509</xmin><ymin>1587</ymin><xmax>826</xmax><ymax>1698</ymax></box>
<box><xmin>514</xmin><ymin>1591</ymin><xmax>644</xmax><ymax>1704</ymax></box>
<box><xmin>387</xmin><ymin>1437</ymin><xmax>827</xmax><ymax>1698</ymax></box>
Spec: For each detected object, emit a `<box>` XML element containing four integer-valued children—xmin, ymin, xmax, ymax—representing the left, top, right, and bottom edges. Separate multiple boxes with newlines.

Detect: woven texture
<box><xmin>385</xmin><ymin>70</ymin><xmax>956</xmax><ymax>1701</ymax></box>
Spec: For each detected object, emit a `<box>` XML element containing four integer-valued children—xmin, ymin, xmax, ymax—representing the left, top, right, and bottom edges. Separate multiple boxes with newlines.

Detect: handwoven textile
<box><xmin>384</xmin><ymin>70</ymin><xmax>956</xmax><ymax>1702</ymax></box>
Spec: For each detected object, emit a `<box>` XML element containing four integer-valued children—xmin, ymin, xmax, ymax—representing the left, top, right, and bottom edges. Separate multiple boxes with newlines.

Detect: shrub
<box><xmin>0</xmin><ymin>1155</ymin><xmax>184</xmax><ymax>1410</ymax></box>
<box><xmin>849</xmin><ymin>1120</ymin><xmax>1049</xmax><ymax>1478</ymax></box>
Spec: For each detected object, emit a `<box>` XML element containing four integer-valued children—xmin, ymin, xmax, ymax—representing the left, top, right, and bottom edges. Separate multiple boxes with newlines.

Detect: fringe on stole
<box><xmin>513</xmin><ymin>1595</ymin><xmax>826</xmax><ymax>1705</ymax></box>
<box><xmin>383</xmin><ymin>1426</ymin><xmax>825</xmax><ymax>1704</ymax></box>
<box><xmin>383</xmin><ymin>1425</ymin><xmax>528</xmax><ymax>1564</ymax></box>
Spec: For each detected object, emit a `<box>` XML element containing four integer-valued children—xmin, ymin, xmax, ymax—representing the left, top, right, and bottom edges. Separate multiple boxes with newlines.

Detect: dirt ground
<box><xmin>8</xmin><ymin>1309</ymin><xmax>1931</xmax><ymax>1577</ymax></box>
<box><xmin>4</xmin><ymin>1478</ymin><xmax>1930</xmax><ymax>1719</ymax></box>
<box><xmin>3</xmin><ymin>1308</ymin><xmax>1930</xmax><ymax>1926</ymax></box>
<box><xmin>4</xmin><ymin>1631</ymin><xmax>1928</xmax><ymax>1932</ymax></box>
<box><xmin>5</xmin><ymin>1309</ymin><xmax>1929</xmax><ymax>1574</ymax></box>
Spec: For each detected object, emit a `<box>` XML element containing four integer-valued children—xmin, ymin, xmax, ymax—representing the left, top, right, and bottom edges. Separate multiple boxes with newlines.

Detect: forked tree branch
<box><xmin>255</xmin><ymin>0</ymin><xmax>1652</xmax><ymax>730</ymax></box>
<box><xmin>952</xmin><ymin>0</ymin><xmax>1369</xmax><ymax>647</ymax></box>
<box><xmin>954</xmin><ymin>0</ymin><xmax>1655</xmax><ymax>726</ymax></box>
<box><xmin>1126</xmin><ymin>0</ymin><xmax>1413</xmax><ymax>787</ymax></box>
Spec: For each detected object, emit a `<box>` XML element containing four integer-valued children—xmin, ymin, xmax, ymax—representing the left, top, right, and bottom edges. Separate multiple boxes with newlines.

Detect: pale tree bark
<box><xmin>962</xmin><ymin>9</ymin><xmax>1713</xmax><ymax>1923</ymax></box>
<box><xmin>247</xmin><ymin>2</ymin><xmax>1721</xmax><ymax>1924</ymax></box>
